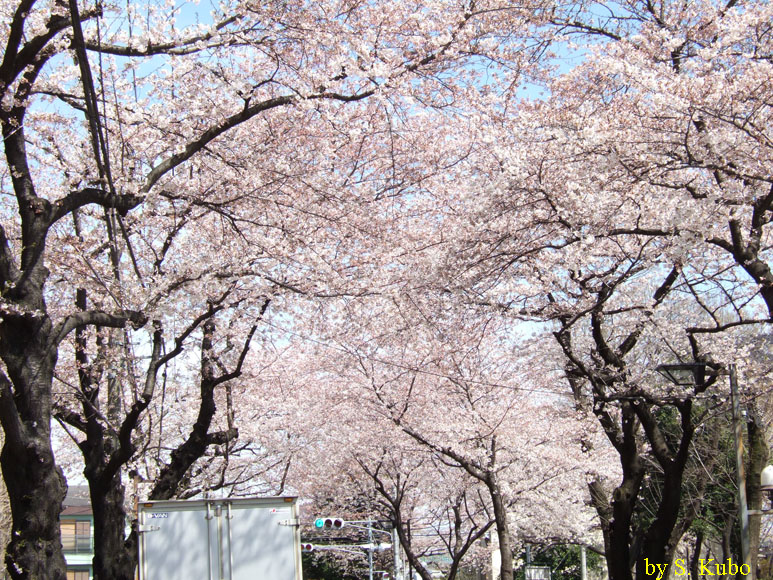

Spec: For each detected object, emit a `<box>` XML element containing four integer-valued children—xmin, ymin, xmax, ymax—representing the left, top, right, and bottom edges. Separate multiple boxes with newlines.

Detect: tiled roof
<box><xmin>62</xmin><ymin>485</ymin><xmax>91</xmax><ymax>515</ymax></box>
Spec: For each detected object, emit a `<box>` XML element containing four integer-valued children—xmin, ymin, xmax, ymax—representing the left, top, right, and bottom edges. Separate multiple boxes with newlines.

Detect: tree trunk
<box><xmin>604</xmin><ymin>402</ymin><xmax>644</xmax><ymax>580</ymax></box>
<box><xmin>488</xmin><ymin>475</ymin><xmax>513</xmax><ymax>580</ymax></box>
<box><xmin>607</xmin><ymin>479</ymin><xmax>638</xmax><ymax>580</ymax></box>
<box><xmin>89</xmin><ymin>475</ymin><xmax>135</xmax><ymax>580</ymax></box>
<box><xmin>722</xmin><ymin>512</ymin><xmax>735</xmax><ymax>580</ymax></box>
<box><xmin>0</xmin><ymin>312</ymin><xmax>68</xmax><ymax>579</ymax></box>
<box><xmin>690</xmin><ymin>530</ymin><xmax>704</xmax><ymax>580</ymax></box>
<box><xmin>0</xmin><ymin>430</ymin><xmax>67</xmax><ymax>580</ymax></box>
<box><xmin>636</xmin><ymin>472</ymin><xmax>682</xmax><ymax>579</ymax></box>
<box><xmin>746</xmin><ymin>411</ymin><xmax>769</xmax><ymax>580</ymax></box>
<box><xmin>588</xmin><ymin>479</ymin><xmax>613</xmax><ymax>561</ymax></box>
<box><xmin>393</xmin><ymin>519</ymin><xmax>435</xmax><ymax>580</ymax></box>
<box><xmin>636</xmin><ymin>414</ymin><xmax>694</xmax><ymax>579</ymax></box>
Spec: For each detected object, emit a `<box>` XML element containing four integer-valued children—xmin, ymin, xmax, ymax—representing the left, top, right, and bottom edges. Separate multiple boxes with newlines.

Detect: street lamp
<box><xmin>655</xmin><ymin>362</ymin><xmax>750</xmax><ymax>574</ymax></box>
<box><xmin>654</xmin><ymin>362</ymin><xmax>718</xmax><ymax>387</ymax></box>
<box><xmin>761</xmin><ymin>465</ymin><xmax>773</xmax><ymax>495</ymax></box>
<box><xmin>760</xmin><ymin>465</ymin><xmax>773</xmax><ymax>507</ymax></box>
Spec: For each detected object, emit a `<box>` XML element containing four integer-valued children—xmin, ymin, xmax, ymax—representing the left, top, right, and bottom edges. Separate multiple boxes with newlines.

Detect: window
<box><xmin>66</xmin><ymin>570</ymin><xmax>90</xmax><ymax>580</ymax></box>
<box><xmin>61</xmin><ymin>520</ymin><xmax>91</xmax><ymax>553</ymax></box>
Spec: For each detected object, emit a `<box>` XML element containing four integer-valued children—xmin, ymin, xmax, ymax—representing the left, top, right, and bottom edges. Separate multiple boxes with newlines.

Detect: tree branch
<box><xmin>631</xmin><ymin>399</ymin><xmax>673</xmax><ymax>470</ymax></box>
<box><xmin>84</xmin><ymin>15</ymin><xmax>242</xmax><ymax>57</ymax></box>
<box><xmin>142</xmin><ymin>95</ymin><xmax>296</xmax><ymax>192</ymax></box>
<box><xmin>211</xmin><ymin>298</ymin><xmax>269</xmax><ymax>386</ymax></box>
<box><xmin>142</xmin><ymin>87</ymin><xmax>375</xmax><ymax>193</ymax></box>
<box><xmin>52</xmin><ymin>309</ymin><xmax>147</xmax><ymax>347</ymax></box>
<box><xmin>50</xmin><ymin>188</ymin><xmax>144</xmax><ymax>224</ymax></box>
<box><xmin>206</xmin><ymin>428</ymin><xmax>239</xmax><ymax>446</ymax></box>
<box><xmin>0</xmin><ymin>0</ymin><xmax>38</xmax><ymax>86</ymax></box>
<box><xmin>52</xmin><ymin>403</ymin><xmax>88</xmax><ymax>434</ymax></box>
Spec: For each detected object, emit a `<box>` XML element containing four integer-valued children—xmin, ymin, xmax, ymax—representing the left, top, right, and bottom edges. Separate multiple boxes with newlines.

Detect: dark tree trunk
<box><xmin>0</xmin><ymin>319</ymin><xmax>68</xmax><ymax>580</ymax></box>
<box><xmin>90</xmin><ymin>476</ymin><xmax>135</xmax><ymax>580</ymax></box>
<box><xmin>635</xmin><ymin>470</ymin><xmax>684</xmax><ymax>579</ymax></box>
<box><xmin>722</xmin><ymin>512</ymin><xmax>734</xmax><ymax>580</ymax></box>
<box><xmin>607</xmin><ymin>475</ymin><xmax>641</xmax><ymax>580</ymax></box>
<box><xmin>0</xmin><ymin>439</ymin><xmax>67</xmax><ymax>580</ymax></box>
<box><xmin>595</xmin><ymin>401</ymin><xmax>644</xmax><ymax>580</ymax></box>
<box><xmin>746</xmin><ymin>411</ymin><xmax>769</xmax><ymax>580</ymax></box>
<box><xmin>76</xmin><ymin>317</ymin><xmax>248</xmax><ymax>580</ymax></box>
<box><xmin>0</xmin><ymin>426</ymin><xmax>67</xmax><ymax>580</ymax></box>
<box><xmin>690</xmin><ymin>530</ymin><xmax>704</xmax><ymax>580</ymax></box>
<box><xmin>636</xmin><ymin>402</ymin><xmax>695</xmax><ymax>579</ymax></box>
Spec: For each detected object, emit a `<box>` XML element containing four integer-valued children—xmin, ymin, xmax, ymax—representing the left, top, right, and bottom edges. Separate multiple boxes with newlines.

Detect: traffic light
<box><xmin>300</xmin><ymin>543</ymin><xmax>314</xmax><ymax>552</ymax></box>
<box><xmin>314</xmin><ymin>517</ymin><xmax>345</xmax><ymax>529</ymax></box>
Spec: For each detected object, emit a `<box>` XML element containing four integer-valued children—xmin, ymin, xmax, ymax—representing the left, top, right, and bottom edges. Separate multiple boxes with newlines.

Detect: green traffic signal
<box><xmin>314</xmin><ymin>517</ymin><xmax>345</xmax><ymax>529</ymax></box>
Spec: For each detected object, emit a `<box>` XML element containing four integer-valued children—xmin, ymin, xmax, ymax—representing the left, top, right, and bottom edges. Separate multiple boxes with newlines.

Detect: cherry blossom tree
<box><xmin>0</xmin><ymin>0</ymin><xmax>557</xmax><ymax>576</ymax></box>
<box><xmin>53</xmin><ymin>294</ymin><xmax>268</xmax><ymax>579</ymax></box>
<box><xmin>234</xmin><ymin>338</ymin><xmax>487</xmax><ymax>579</ymax></box>
<box><xmin>282</xmin><ymin>290</ymin><xmax>609</xmax><ymax>580</ymax></box>
<box><xmin>410</xmin><ymin>2</ymin><xmax>773</xmax><ymax>579</ymax></box>
<box><xmin>536</xmin><ymin>2</ymin><xmax>773</xmax><ymax>576</ymax></box>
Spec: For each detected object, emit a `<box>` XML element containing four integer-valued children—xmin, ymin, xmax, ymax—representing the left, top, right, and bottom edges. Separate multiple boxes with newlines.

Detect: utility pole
<box><xmin>392</xmin><ymin>525</ymin><xmax>401</xmax><ymax>580</ymax></box>
<box><xmin>730</xmin><ymin>364</ymin><xmax>752</xmax><ymax>577</ymax></box>
<box><xmin>368</xmin><ymin>523</ymin><xmax>374</xmax><ymax>580</ymax></box>
<box><xmin>407</xmin><ymin>520</ymin><xmax>413</xmax><ymax>580</ymax></box>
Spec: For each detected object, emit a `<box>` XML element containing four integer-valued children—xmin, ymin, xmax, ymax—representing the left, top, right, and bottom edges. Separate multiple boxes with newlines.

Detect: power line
<box><xmin>261</xmin><ymin>319</ymin><xmax>575</xmax><ymax>399</ymax></box>
<box><xmin>260</xmin><ymin>320</ymin><xmax>773</xmax><ymax>406</ymax></box>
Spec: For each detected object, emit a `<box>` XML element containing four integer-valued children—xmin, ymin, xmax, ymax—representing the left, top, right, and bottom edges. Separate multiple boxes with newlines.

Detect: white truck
<box><xmin>137</xmin><ymin>496</ymin><xmax>303</xmax><ymax>580</ymax></box>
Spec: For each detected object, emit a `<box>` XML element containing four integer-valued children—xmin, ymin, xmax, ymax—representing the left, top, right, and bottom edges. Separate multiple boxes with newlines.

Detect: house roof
<box><xmin>61</xmin><ymin>485</ymin><xmax>92</xmax><ymax>516</ymax></box>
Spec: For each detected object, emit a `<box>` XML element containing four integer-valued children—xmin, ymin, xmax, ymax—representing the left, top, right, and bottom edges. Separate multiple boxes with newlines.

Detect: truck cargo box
<box><xmin>138</xmin><ymin>496</ymin><xmax>302</xmax><ymax>580</ymax></box>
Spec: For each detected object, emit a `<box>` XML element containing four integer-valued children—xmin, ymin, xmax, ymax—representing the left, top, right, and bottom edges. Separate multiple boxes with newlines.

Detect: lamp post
<box><xmin>655</xmin><ymin>362</ymin><xmax>751</xmax><ymax>576</ymax></box>
<box><xmin>761</xmin><ymin>465</ymin><xmax>773</xmax><ymax>496</ymax></box>
<box><xmin>748</xmin><ymin>466</ymin><xmax>773</xmax><ymax>516</ymax></box>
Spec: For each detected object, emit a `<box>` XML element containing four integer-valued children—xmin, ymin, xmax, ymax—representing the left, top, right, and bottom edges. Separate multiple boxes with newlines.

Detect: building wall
<box><xmin>61</xmin><ymin>502</ymin><xmax>94</xmax><ymax>580</ymax></box>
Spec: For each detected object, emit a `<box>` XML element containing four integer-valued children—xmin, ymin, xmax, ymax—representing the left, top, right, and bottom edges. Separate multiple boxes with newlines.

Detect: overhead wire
<box><xmin>261</xmin><ymin>319</ymin><xmax>581</xmax><ymax>400</ymax></box>
<box><xmin>260</xmin><ymin>319</ymin><xmax>773</xmax><ymax>407</ymax></box>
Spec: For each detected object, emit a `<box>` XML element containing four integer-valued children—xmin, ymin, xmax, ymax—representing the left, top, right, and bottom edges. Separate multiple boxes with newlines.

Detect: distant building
<box><xmin>60</xmin><ymin>486</ymin><xmax>93</xmax><ymax>580</ymax></box>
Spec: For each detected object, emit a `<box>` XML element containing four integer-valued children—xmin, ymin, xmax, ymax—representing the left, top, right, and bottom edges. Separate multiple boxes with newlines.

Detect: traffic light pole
<box><xmin>313</xmin><ymin>518</ymin><xmax>397</xmax><ymax>579</ymax></box>
<box><xmin>392</xmin><ymin>526</ymin><xmax>400</xmax><ymax>580</ymax></box>
<box><xmin>340</xmin><ymin>520</ymin><xmax>392</xmax><ymax>580</ymax></box>
<box><xmin>730</xmin><ymin>364</ymin><xmax>752</xmax><ymax>576</ymax></box>
<box><xmin>368</xmin><ymin>524</ymin><xmax>374</xmax><ymax>580</ymax></box>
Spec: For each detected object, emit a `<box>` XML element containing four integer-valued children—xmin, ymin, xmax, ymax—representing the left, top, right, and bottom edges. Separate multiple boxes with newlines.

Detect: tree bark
<box><xmin>0</xmin><ymin>432</ymin><xmax>67</xmax><ymax>580</ymax></box>
<box><xmin>594</xmin><ymin>400</ymin><xmax>644</xmax><ymax>580</ymax></box>
<box><xmin>488</xmin><ymin>473</ymin><xmax>514</xmax><ymax>580</ymax></box>
<box><xmin>635</xmin><ymin>402</ymin><xmax>695</xmax><ymax>578</ymax></box>
<box><xmin>0</xmin><ymin>321</ymin><xmax>68</xmax><ymax>579</ymax></box>
<box><xmin>89</xmin><ymin>476</ymin><xmax>135</xmax><ymax>580</ymax></box>
<box><xmin>689</xmin><ymin>530</ymin><xmax>704</xmax><ymax>580</ymax></box>
<box><xmin>85</xmin><ymin>318</ymin><xmax>243</xmax><ymax>579</ymax></box>
<box><xmin>746</xmin><ymin>410</ymin><xmax>769</xmax><ymax>580</ymax></box>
